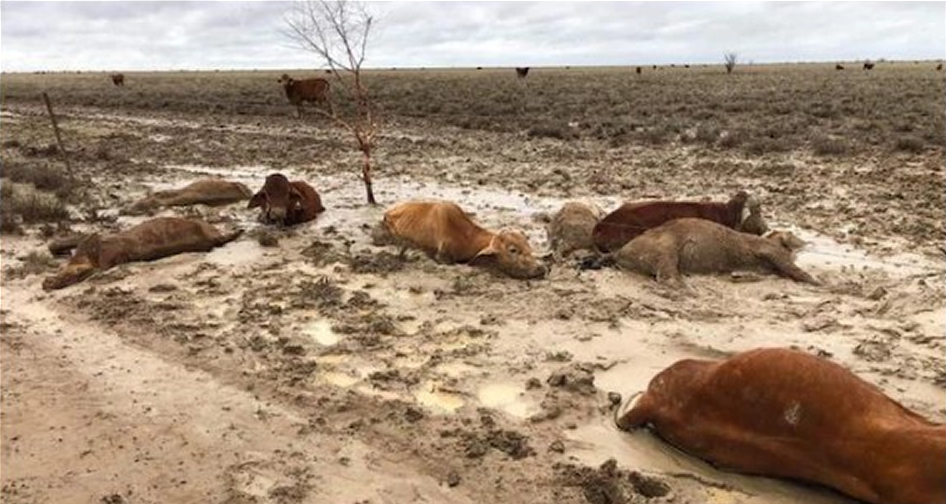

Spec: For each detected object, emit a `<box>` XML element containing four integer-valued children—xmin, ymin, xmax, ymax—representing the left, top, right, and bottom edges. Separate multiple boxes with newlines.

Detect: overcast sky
<box><xmin>2</xmin><ymin>1</ymin><xmax>943</xmax><ymax>72</ymax></box>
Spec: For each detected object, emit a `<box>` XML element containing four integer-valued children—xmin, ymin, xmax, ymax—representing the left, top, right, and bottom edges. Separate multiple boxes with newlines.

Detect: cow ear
<box><xmin>289</xmin><ymin>185</ymin><xmax>303</xmax><ymax>204</ymax></box>
<box><xmin>469</xmin><ymin>235</ymin><xmax>501</xmax><ymax>266</ymax></box>
<box><xmin>247</xmin><ymin>191</ymin><xmax>265</xmax><ymax>209</ymax></box>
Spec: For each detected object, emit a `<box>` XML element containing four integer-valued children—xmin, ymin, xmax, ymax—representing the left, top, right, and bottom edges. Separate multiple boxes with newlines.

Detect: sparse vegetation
<box><xmin>3</xmin><ymin>250</ymin><xmax>58</xmax><ymax>279</ymax></box>
<box><xmin>724</xmin><ymin>52</ymin><xmax>738</xmax><ymax>74</ymax></box>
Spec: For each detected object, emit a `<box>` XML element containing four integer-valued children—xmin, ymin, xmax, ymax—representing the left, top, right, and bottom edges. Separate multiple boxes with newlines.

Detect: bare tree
<box><xmin>724</xmin><ymin>52</ymin><xmax>738</xmax><ymax>74</ymax></box>
<box><xmin>283</xmin><ymin>0</ymin><xmax>379</xmax><ymax>204</ymax></box>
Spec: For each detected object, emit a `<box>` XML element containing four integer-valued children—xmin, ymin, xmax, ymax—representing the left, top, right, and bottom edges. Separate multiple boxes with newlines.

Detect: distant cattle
<box><xmin>835</xmin><ymin>64</ymin><xmax>845</xmax><ymax>70</ymax></box>
<box><xmin>110</xmin><ymin>73</ymin><xmax>125</xmax><ymax>86</ymax></box>
<box><xmin>592</xmin><ymin>191</ymin><xmax>767</xmax><ymax>253</ymax></box>
<box><xmin>863</xmin><ymin>62</ymin><xmax>875</xmax><ymax>70</ymax></box>
<box><xmin>635</xmin><ymin>66</ymin><xmax>642</xmax><ymax>75</ymax></box>
<box><xmin>612</xmin><ymin>219</ymin><xmax>818</xmax><ymax>286</ymax></box>
<box><xmin>125</xmin><ymin>178</ymin><xmax>252</xmax><ymax>215</ymax></box>
<box><xmin>684</xmin><ymin>64</ymin><xmax>690</xmax><ymax>69</ymax></box>
<box><xmin>248</xmin><ymin>173</ymin><xmax>325</xmax><ymax>226</ymax></box>
<box><xmin>515</xmin><ymin>67</ymin><xmax>530</xmax><ymax>78</ymax></box>
<box><xmin>652</xmin><ymin>65</ymin><xmax>657</xmax><ymax>70</ymax></box>
<box><xmin>277</xmin><ymin>73</ymin><xmax>332</xmax><ymax>117</ymax></box>
<box><xmin>43</xmin><ymin>217</ymin><xmax>243</xmax><ymax>290</ymax></box>
<box><xmin>937</xmin><ymin>63</ymin><xmax>943</xmax><ymax>71</ymax></box>
<box><xmin>373</xmin><ymin>200</ymin><xmax>548</xmax><ymax>279</ymax></box>
<box><xmin>616</xmin><ymin>348</ymin><xmax>946</xmax><ymax>504</ymax></box>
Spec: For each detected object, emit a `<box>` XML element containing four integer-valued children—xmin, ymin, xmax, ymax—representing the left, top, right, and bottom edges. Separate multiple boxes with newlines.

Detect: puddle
<box><xmin>204</xmin><ymin>239</ymin><xmax>265</xmax><ymax>267</ymax></box>
<box><xmin>476</xmin><ymin>382</ymin><xmax>535</xmax><ymax>418</ymax></box>
<box><xmin>321</xmin><ymin>371</ymin><xmax>360</xmax><ymax>388</ymax></box>
<box><xmin>304</xmin><ymin>319</ymin><xmax>340</xmax><ymax>346</ymax></box>
<box><xmin>784</xmin><ymin>226</ymin><xmax>941</xmax><ymax>276</ymax></box>
<box><xmin>414</xmin><ymin>380</ymin><xmax>465</xmax><ymax>413</ymax></box>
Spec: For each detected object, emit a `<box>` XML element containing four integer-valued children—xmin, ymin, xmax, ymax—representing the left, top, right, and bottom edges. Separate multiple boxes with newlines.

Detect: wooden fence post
<box><xmin>41</xmin><ymin>92</ymin><xmax>75</xmax><ymax>180</ymax></box>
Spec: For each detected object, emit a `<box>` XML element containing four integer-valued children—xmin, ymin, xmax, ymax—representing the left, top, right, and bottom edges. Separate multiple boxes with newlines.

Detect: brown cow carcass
<box><xmin>42</xmin><ymin>217</ymin><xmax>243</xmax><ymax>291</ymax></box>
<box><xmin>374</xmin><ymin>200</ymin><xmax>547</xmax><ymax>279</ymax></box>
<box><xmin>546</xmin><ymin>201</ymin><xmax>604</xmax><ymax>260</ymax></box>
<box><xmin>613</xmin><ymin>218</ymin><xmax>818</xmax><ymax>286</ymax></box>
<box><xmin>592</xmin><ymin>191</ymin><xmax>767</xmax><ymax>253</ymax></box>
<box><xmin>125</xmin><ymin>178</ymin><xmax>252</xmax><ymax>215</ymax></box>
<box><xmin>248</xmin><ymin>173</ymin><xmax>325</xmax><ymax>226</ymax></box>
<box><xmin>616</xmin><ymin>348</ymin><xmax>946</xmax><ymax>504</ymax></box>
<box><xmin>110</xmin><ymin>73</ymin><xmax>125</xmax><ymax>86</ymax></box>
<box><xmin>278</xmin><ymin>73</ymin><xmax>331</xmax><ymax>117</ymax></box>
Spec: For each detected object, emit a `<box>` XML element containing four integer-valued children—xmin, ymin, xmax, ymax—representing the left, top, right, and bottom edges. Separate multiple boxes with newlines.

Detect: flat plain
<box><xmin>1</xmin><ymin>62</ymin><xmax>944</xmax><ymax>504</ymax></box>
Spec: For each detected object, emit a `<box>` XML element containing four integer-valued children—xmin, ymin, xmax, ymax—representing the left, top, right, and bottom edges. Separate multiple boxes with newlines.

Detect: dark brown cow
<box><xmin>515</xmin><ymin>67</ymin><xmax>530</xmax><ymax>78</ymax></box>
<box><xmin>373</xmin><ymin>200</ymin><xmax>547</xmax><ymax>279</ymax></box>
<box><xmin>635</xmin><ymin>66</ymin><xmax>642</xmax><ymax>75</ymax></box>
<box><xmin>42</xmin><ymin>217</ymin><xmax>243</xmax><ymax>291</ymax></box>
<box><xmin>248</xmin><ymin>173</ymin><xmax>325</xmax><ymax>226</ymax></box>
<box><xmin>937</xmin><ymin>63</ymin><xmax>943</xmax><ymax>71</ymax></box>
<box><xmin>110</xmin><ymin>73</ymin><xmax>125</xmax><ymax>86</ymax></box>
<box><xmin>616</xmin><ymin>348</ymin><xmax>946</xmax><ymax>504</ymax></box>
<box><xmin>835</xmin><ymin>63</ymin><xmax>845</xmax><ymax>70</ymax></box>
<box><xmin>863</xmin><ymin>62</ymin><xmax>875</xmax><ymax>70</ymax></box>
<box><xmin>613</xmin><ymin>218</ymin><xmax>818</xmax><ymax>286</ymax></box>
<box><xmin>277</xmin><ymin>73</ymin><xmax>332</xmax><ymax>117</ymax></box>
<box><xmin>592</xmin><ymin>191</ymin><xmax>767</xmax><ymax>253</ymax></box>
<box><xmin>125</xmin><ymin>178</ymin><xmax>252</xmax><ymax>215</ymax></box>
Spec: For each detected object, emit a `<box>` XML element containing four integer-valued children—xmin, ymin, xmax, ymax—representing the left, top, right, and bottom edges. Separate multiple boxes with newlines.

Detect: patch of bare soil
<box><xmin>2</xmin><ymin>71</ymin><xmax>944</xmax><ymax>504</ymax></box>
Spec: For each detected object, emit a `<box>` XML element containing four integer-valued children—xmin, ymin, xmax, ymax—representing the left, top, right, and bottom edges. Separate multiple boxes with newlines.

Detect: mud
<box><xmin>2</xmin><ymin>83</ymin><xmax>944</xmax><ymax>504</ymax></box>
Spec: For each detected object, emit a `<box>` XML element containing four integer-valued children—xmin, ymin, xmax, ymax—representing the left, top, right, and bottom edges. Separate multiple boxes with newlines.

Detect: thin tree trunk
<box><xmin>41</xmin><ymin>92</ymin><xmax>74</xmax><ymax>179</ymax></box>
<box><xmin>361</xmin><ymin>149</ymin><xmax>376</xmax><ymax>205</ymax></box>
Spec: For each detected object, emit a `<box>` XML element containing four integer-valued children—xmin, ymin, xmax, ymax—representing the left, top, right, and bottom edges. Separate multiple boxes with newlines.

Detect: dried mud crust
<box><xmin>2</xmin><ymin>68</ymin><xmax>945</xmax><ymax>504</ymax></box>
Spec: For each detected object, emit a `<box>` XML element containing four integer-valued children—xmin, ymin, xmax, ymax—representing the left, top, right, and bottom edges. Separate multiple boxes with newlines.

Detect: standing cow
<box><xmin>278</xmin><ymin>74</ymin><xmax>332</xmax><ymax>117</ymax></box>
<box><xmin>515</xmin><ymin>67</ymin><xmax>530</xmax><ymax>78</ymax></box>
<box><xmin>110</xmin><ymin>73</ymin><xmax>125</xmax><ymax>86</ymax></box>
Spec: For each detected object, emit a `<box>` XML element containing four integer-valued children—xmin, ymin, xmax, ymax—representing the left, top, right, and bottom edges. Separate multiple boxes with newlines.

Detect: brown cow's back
<box><xmin>289</xmin><ymin>181</ymin><xmax>325</xmax><ymax>224</ymax></box>
<box><xmin>617</xmin><ymin>348</ymin><xmax>946</xmax><ymax>504</ymax></box>
<box><xmin>383</xmin><ymin>201</ymin><xmax>491</xmax><ymax>263</ymax></box>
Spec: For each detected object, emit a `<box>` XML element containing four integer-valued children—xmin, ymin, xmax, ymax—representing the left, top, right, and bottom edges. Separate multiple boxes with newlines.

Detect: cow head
<box><xmin>615</xmin><ymin>358</ymin><xmax>711</xmax><ymax>431</ymax></box>
<box><xmin>469</xmin><ymin>229</ymin><xmax>548</xmax><ymax>279</ymax></box>
<box><xmin>248</xmin><ymin>173</ymin><xmax>301</xmax><ymax>226</ymax></box>
<box><xmin>42</xmin><ymin>233</ymin><xmax>102</xmax><ymax>291</ymax></box>
<box><xmin>738</xmin><ymin>195</ymin><xmax>769</xmax><ymax>235</ymax></box>
<box><xmin>765</xmin><ymin>230</ymin><xmax>807</xmax><ymax>254</ymax></box>
<box><xmin>277</xmin><ymin>74</ymin><xmax>294</xmax><ymax>86</ymax></box>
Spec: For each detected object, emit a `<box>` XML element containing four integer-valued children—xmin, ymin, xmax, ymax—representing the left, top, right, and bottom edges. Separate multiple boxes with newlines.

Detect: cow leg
<box><xmin>763</xmin><ymin>252</ymin><xmax>820</xmax><ymax>285</ymax></box>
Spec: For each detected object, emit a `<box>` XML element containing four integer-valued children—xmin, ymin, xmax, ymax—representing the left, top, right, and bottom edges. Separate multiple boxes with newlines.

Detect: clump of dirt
<box><xmin>348</xmin><ymin>250</ymin><xmax>405</xmax><ymax>275</ymax></box>
<box><xmin>444</xmin><ymin>417</ymin><xmax>536</xmax><ymax>461</ymax></box>
<box><xmin>547</xmin><ymin>363</ymin><xmax>597</xmax><ymax>395</ymax></box>
<box><xmin>301</xmin><ymin>240</ymin><xmax>348</xmax><ymax>266</ymax></box>
<box><xmin>556</xmin><ymin>458</ymin><xmax>672</xmax><ymax>504</ymax></box>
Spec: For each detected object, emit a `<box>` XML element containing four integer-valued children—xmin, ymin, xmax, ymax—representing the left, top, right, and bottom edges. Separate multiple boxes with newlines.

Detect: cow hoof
<box><xmin>613</xmin><ymin>391</ymin><xmax>644</xmax><ymax>430</ymax></box>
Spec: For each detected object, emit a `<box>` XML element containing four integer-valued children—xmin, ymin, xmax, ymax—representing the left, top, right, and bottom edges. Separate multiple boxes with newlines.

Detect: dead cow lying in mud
<box><xmin>610</xmin><ymin>218</ymin><xmax>818</xmax><ymax>286</ymax></box>
<box><xmin>616</xmin><ymin>348</ymin><xmax>946</xmax><ymax>504</ymax></box>
<box><xmin>373</xmin><ymin>200</ymin><xmax>548</xmax><ymax>279</ymax></box>
<box><xmin>546</xmin><ymin>201</ymin><xmax>604</xmax><ymax>260</ymax></box>
<box><xmin>248</xmin><ymin>173</ymin><xmax>325</xmax><ymax>226</ymax></box>
<box><xmin>125</xmin><ymin>178</ymin><xmax>252</xmax><ymax>215</ymax></box>
<box><xmin>593</xmin><ymin>191</ymin><xmax>768</xmax><ymax>253</ymax></box>
<box><xmin>42</xmin><ymin>217</ymin><xmax>243</xmax><ymax>291</ymax></box>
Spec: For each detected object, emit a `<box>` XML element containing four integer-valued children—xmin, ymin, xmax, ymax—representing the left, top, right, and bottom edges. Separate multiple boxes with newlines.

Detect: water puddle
<box><xmin>476</xmin><ymin>382</ymin><xmax>535</xmax><ymax>418</ymax></box>
<box><xmin>414</xmin><ymin>380</ymin><xmax>465</xmax><ymax>413</ymax></box>
<box><xmin>204</xmin><ymin>239</ymin><xmax>265</xmax><ymax>267</ymax></box>
<box><xmin>321</xmin><ymin>371</ymin><xmax>360</xmax><ymax>388</ymax></box>
<box><xmin>304</xmin><ymin>319</ymin><xmax>340</xmax><ymax>346</ymax></box>
<box><xmin>784</xmin><ymin>226</ymin><xmax>941</xmax><ymax>276</ymax></box>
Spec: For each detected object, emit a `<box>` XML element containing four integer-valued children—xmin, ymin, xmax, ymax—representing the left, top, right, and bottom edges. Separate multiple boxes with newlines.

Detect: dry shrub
<box><xmin>1</xmin><ymin>160</ymin><xmax>70</xmax><ymax>193</ymax></box>
<box><xmin>811</xmin><ymin>134</ymin><xmax>851</xmax><ymax>156</ymax></box>
<box><xmin>0</xmin><ymin>183</ymin><xmax>70</xmax><ymax>227</ymax></box>
<box><xmin>893</xmin><ymin>135</ymin><xmax>925</xmax><ymax>153</ymax></box>
<box><xmin>3</xmin><ymin>251</ymin><xmax>58</xmax><ymax>279</ymax></box>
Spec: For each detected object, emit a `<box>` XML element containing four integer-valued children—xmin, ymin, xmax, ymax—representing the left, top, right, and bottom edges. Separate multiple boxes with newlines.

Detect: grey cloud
<box><xmin>1</xmin><ymin>1</ymin><xmax>943</xmax><ymax>72</ymax></box>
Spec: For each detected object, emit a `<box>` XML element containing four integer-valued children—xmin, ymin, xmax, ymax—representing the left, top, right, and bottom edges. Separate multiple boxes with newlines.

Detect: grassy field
<box><xmin>3</xmin><ymin>62</ymin><xmax>944</xmax><ymax>157</ymax></box>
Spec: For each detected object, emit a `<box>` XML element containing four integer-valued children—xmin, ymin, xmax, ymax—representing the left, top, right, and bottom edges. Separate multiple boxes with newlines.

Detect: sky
<box><xmin>1</xmin><ymin>1</ymin><xmax>944</xmax><ymax>72</ymax></box>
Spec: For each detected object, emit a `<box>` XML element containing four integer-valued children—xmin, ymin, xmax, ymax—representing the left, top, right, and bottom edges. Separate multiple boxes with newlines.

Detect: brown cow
<box><xmin>546</xmin><ymin>201</ymin><xmax>604</xmax><ymax>260</ymax></box>
<box><xmin>125</xmin><ymin>178</ymin><xmax>252</xmax><ymax>215</ymax></box>
<box><xmin>863</xmin><ymin>61</ymin><xmax>875</xmax><ymax>70</ymax></box>
<box><xmin>277</xmin><ymin>73</ymin><xmax>332</xmax><ymax>117</ymax></box>
<box><xmin>373</xmin><ymin>201</ymin><xmax>547</xmax><ymax>279</ymax></box>
<box><xmin>42</xmin><ymin>217</ymin><xmax>243</xmax><ymax>291</ymax></box>
<box><xmin>835</xmin><ymin>63</ymin><xmax>845</xmax><ymax>70</ymax></box>
<box><xmin>612</xmin><ymin>218</ymin><xmax>818</xmax><ymax>286</ymax></box>
<box><xmin>248</xmin><ymin>173</ymin><xmax>325</xmax><ymax>226</ymax></box>
<box><xmin>616</xmin><ymin>348</ymin><xmax>946</xmax><ymax>504</ymax></box>
<box><xmin>937</xmin><ymin>63</ymin><xmax>943</xmax><ymax>71</ymax></box>
<box><xmin>635</xmin><ymin>66</ymin><xmax>642</xmax><ymax>75</ymax></box>
<box><xmin>515</xmin><ymin>67</ymin><xmax>530</xmax><ymax>78</ymax></box>
<box><xmin>110</xmin><ymin>73</ymin><xmax>125</xmax><ymax>86</ymax></box>
<box><xmin>592</xmin><ymin>191</ymin><xmax>767</xmax><ymax>253</ymax></box>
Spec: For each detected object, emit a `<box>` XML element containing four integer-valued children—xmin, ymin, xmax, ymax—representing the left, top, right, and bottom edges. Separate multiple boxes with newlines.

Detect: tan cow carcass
<box><xmin>616</xmin><ymin>348</ymin><xmax>946</xmax><ymax>504</ymax></box>
<box><xmin>43</xmin><ymin>217</ymin><xmax>243</xmax><ymax>290</ymax></box>
<box><xmin>374</xmin><ymin>200</ymin><xmax>548</xmax><ymax>279</ymax></box>
<box><xmin>546</xmin><ymin>201</ymin><xmax>604</xmax><ymax>260</ymax></box>
<box><xmin>612</xmin><ymin>218</ymin><xmax>818</xmax><ymax>286</ymax></box>
<box><xmin>125</xmin><ymin>178</ymin><xmax>253</xmax><ymax>215</ymax></box>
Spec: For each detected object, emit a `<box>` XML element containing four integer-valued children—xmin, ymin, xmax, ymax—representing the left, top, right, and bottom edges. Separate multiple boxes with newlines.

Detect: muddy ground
<box><xmin>1</xmin><ymin>66</ymin><xmax>945</xmax><ymax>504</ymax></box>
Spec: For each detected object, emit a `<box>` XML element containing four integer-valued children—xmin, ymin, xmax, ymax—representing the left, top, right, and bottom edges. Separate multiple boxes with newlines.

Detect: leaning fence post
<box><xmin>41</xmin><ymin>92</ymin><xmax>75</xmax><ymax>180</ymax></box>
